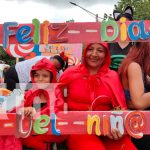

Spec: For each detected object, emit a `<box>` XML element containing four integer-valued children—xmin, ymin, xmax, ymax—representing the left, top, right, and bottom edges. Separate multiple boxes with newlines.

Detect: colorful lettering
<box><xmin>101</xmin><ymin>18</ymin><xmax>119</xmax><ymax>41</ymax></box>
<box><xmin>3</xmin><ymin>22</ymin><xmax>18</xmax><ymax>49</ymax></box>
<box><xmin>16</xmin><ymin>25</ymin><xmax>32</xmax><ymax>43</ymax></box>
<box><xmin>32</xmin><ymin>18</ymin><xmax>40</xmax><ymax>44</ymax></box>
<box><xmin>87</xmin><ymin>114</ymin><xmax>101</xmax><ymax>136</ymax></box>
<box><xmin>33</xmin><ymin>115</ymin><xmax>50</xmax><ymax>134</ymax></box>
<box><xmin>125</xmin><ymin>111</ymin><xmax>145</xmax><ymax>139</ymax></box>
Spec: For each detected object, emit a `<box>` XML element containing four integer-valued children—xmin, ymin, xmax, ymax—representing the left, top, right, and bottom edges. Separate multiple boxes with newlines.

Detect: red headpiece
<box><xmin>60</xmin><ymin>52</ymin><xmax>68</xmax><ymax>61</ymax></box>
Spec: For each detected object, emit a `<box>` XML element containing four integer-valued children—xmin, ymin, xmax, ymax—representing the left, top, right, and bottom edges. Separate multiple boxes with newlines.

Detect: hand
<box><xmin>127</xmin><ymin>101</ymin><xmax>135</xmax><ymax>109</ymax></box>
<box><xmin>107</xmin><ymin>128</ymin><xmax>123</xmax><ymax>140</ymax></box>
<box><xmin>20</xmin><ymin>107</ymin><xmax>36</xmax><ymax>117</ymax></box>
<box><xmin>0</xmin><ymin>107</ymin><xmax>6</xmax><ymax>114</ymax></box>
<box><xmin>3</xmin><ymin>65</ymin><xmax>10</xmax><ymax>72</ymax></box>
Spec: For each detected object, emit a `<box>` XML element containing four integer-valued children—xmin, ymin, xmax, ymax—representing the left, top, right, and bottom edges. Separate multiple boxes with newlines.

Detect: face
<box><xmin>52</xmin><ymin>59</ymin><xmax>61</xmax><ymax>72</ymax></box>
<box><xmin>33</xmin><ymin>69</ymin><xmax>51</xmax><ymax>89</ymax></box>
<box><xmin>85</xmin><ymin>43</ymin><xmax>106</xmax><ymax>69</ymax></box>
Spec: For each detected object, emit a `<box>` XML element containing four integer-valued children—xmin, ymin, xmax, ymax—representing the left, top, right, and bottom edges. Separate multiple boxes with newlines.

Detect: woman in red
<box><xmin>18</xmin><ymin>58</ymin><xmax>65</xmax><ymax>150</ymax></box>
<box><xmin>55</xmin><ymin>43</ymin><xmax>137</xmax><ymax>150</ymax></box>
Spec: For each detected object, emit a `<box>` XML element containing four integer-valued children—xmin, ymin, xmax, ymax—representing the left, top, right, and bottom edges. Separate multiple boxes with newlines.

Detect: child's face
<box><xmin>33</xmin><ymin>69</ymin><xmax>51</xmax><ymax>89</ymax></box>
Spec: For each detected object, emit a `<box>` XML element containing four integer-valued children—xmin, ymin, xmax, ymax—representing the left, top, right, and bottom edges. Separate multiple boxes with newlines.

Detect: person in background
<box><xmin>0</xmin><ymin>60</ymin><xmax>10</xmax><ymax>84</ymax></box>
<box><xmin>4</xmin><ymin>54</ymin><xmax>67</xmax><ymax>91</ymax></box>
<box><xmin>119</xmin><ymin>42</ymin><xmax>150</xmax><ymax>150</ymax></box>
<box><xmin>55</xmin><ymin>42</ymin><xmax>137</xmax><ymax>150</ymax></box>
<box><xmin>109</xmin><ymin>5</ymin><xmax>134</xmax><ymax>71</ymax></box>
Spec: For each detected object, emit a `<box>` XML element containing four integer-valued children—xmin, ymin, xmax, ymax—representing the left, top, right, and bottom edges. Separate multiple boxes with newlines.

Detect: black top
<box><xmin>108</xmin><ymin>42</ymin><xmax>133</xmax><ymax>71</ymax></box>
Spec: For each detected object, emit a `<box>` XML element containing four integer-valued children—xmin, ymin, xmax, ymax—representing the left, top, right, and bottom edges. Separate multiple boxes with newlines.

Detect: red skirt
<box><xmin>22</xmin><ymin>134</ymin><xmax>67</xmax><ymax>150</ymax></box>
<box><xmin>67</xmin><ymin>134</ymin><xmax>137</xmax><ymax>150</ymax></box>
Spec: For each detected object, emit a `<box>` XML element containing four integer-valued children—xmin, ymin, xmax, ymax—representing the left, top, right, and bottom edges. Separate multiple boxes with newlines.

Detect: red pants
<box><xmin>22</xmin><ymin>135</ymin><xmax>67</xmax><ymax>150</ymax></box>
<box><xmin>67</xmin><ymin>135</ymin><xmax>137</xmax><ymax>150</ymax></box>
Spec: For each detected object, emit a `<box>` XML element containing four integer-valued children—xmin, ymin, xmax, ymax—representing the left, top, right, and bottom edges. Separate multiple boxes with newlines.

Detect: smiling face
<box><xmin>33</xmin><ymin>69</ymin><xmax>52</xmax><ymax>89</ymax></box>
<box><xmin>85</xmin><ymin>43</ymin><xmax>106</xmax><ymax>69</ymax></box>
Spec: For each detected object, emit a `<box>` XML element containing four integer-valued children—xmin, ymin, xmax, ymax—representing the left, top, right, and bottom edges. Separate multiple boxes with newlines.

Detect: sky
<box><xmin>0</xmin><ymin>0</ymin><xmax>119</xmax><ymax>23</ymax></box>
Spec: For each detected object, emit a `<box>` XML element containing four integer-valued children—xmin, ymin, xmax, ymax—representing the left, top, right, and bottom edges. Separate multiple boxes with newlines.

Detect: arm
<box><xmin>128</xmin><ymin>62</ymin><xmax>150</xmax><ymax>109</ymax></box>
<box><xmin>106</xmin><ymin>70</ymin><xmax>127</xmax><ymax>109</ymax></box>
<box><xmin>54</xmin><ymin>69</ymin><xmax>70</xmax><ymax>112</ymax></box>
<box><xmin>16</xmin><ymin>90</ymin><xmax>36</xmax><ymax>116</ymax></box>
<box><xmin>54</xmin><ymin>83</ymin><xmax>66</xmax><ymax>112</ymax></box>
<box><xmin>54</xmin><ymin>66</ymin><xmax>80</xmax><ymax>112</ymax></box>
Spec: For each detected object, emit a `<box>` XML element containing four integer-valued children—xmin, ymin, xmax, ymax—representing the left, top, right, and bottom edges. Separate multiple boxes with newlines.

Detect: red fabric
<box><xmin>83</xmin><ymin>43</ymin><xmax>111</xmax><ymax>69</ymax></box>
<box><xmin>67</xmin><ymin>135</ymin><xmax>106</xmax><ymax>150</ymax></box>
<box><xmin>23</xmin><ymin>89</ymin><xmax>51</xmax><ymax>115</ymax></box>
<box><xmin>22</xmin><ymin>135</ymin><xmax>66</xmax><ymax>150</ymax></box>
<box><xmin>67</xmin><ymin>135</ymin><xmax>136</xmax><ymax>150</ymax></box>
<box><xmin>0</xmin><ymin>136</ymin><xmax>22</xmax><ymax>150</ymax></box>
<box><xmin>56</xmin><ymin>42</ymin><xmax>127</xmax><ymax>111</ymax></box>
<box><xmin>11</xmin><ymin>58</ymin><xmax>58</xmax><ymax>114</ymax></box>
<box><xmin>31</xmin><ymin>57</ymin><xmax>57</xmax><ymax>83</ymax></box>
<box><xmin>102</xmin><ymin>135</ymin><xmax>136</xmax><ymax>150</ymax></box>
<box><xmin>60</xmin><ymin>51</ymin><xmax>68</xmax><ymax>61</ymax></box>
<box><xmin>22</xmin><ymin>88</ymin><xmax>66</xmax><ymax>149</ymax></box>
<box><xmin>55</xmin><ymin>43</ymin><xmax>136</xmax><ymax>150</ymax></box>
<box><xmin>56</xmin><ymin>65</ymin><xmax>126</xmax><ymax>111</ymax></box>
<box><xmin>21</xmin><ymin>58</ymin><xmax>66</xmax><ymax>149</ymax></box>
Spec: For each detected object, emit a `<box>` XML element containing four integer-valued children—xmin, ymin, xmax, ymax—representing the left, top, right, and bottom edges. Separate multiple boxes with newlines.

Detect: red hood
<box><xmin>30</xmin><ymin>58</ymin><xmax>57</xmax><ymax>83</ymax></box>
<box><xmin>82</xmin><ymin>42</ymin><xmax>111</xmax><ymax>72</ymax></box>
<box><xmin>10</xmin><ymin>59</ymin><xmax>58</xmax><ymax>115</ymax></box>
<box><xmin>56</xmin><ymin>43</ymin><xmax>126</xmax><ymax>110</ymax></box>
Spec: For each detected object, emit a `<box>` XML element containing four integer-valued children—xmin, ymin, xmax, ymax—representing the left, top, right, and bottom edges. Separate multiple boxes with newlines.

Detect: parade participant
<box><xmin>119</xmin><ymin>42</ymin><xmax>150</xmax><ymax>150</ymax></box>
<box><xmin>14</xmin><ymin>58</ymin><xmax>66</xmax><ymax>150</ymax></box>
<box><xmin>55</xmin><ymin>43</ymin><xmax>137</xmax><ymax>150</ymax></box>
<box><xmin>109</xmin><ymin>5</ymin><xmax>134</xmax><ymax>71</ymax></box>
<box><xmin>4</xmin><ymin>54</ymin><xmax>67</xmax><ymax>91</ymax></box>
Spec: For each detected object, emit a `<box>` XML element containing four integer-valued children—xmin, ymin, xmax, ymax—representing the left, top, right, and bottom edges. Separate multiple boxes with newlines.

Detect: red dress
<box><xmin>14</xmin><ymin>58</ymin><xmax>66</xmax><ymax>150</ymax></box>
<box><xmin>55</xmin><ymin>43</ymin><xmax>137</xmax><ymax>150</ymax></box>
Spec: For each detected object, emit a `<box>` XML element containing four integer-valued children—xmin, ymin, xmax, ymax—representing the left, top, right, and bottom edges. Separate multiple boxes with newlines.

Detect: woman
<box><xmin>119</xmin><ymin>42</ymin><xmax>150</xmax><ymax>150</ymax></box>
<box><xmin>55</xmin><ymin>43</ymin><xmax>137</xmax><ymax>150</ymax></box>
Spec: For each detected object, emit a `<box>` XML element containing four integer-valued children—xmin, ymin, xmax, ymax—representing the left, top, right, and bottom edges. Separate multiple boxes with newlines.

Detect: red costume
<box><xmin>18</xmin><ymin>58</ymin><xmax>65</xmax><ymax>150</ymax></box>
<box><xmin>55</xmin><ymin>43</ymin><xmax>137</xmax><ymax>150</ymax></box>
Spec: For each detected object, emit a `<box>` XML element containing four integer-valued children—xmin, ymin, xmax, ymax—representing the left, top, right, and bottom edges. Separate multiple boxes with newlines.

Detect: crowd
<box><xmin>0</xmin><ymin>5</ymin><xmax>149</xmax><ymax>150</ymax></box>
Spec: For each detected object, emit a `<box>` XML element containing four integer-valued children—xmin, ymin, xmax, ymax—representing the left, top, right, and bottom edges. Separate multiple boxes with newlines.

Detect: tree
<box><xmin>66</xmin><ymin>19</ymin><xmax>75</xmax><ymax>22</ymax></box>
<box><xmin>114</xmin><ymin>0</ymin><xmax>150</xmax><ymax>20</ymax></box>
<box><xmin>0</xmin><ymin>46</ymin><xmax>16</xmax><ymax>65</ymax></box>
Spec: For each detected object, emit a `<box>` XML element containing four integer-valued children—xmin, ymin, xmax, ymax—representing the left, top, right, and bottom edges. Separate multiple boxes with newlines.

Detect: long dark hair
<box><xmin>53</xmin><ymin>55</ymin><xmax>64</xmax><ymax>69</ymax></box>
<box><xmin>53</xmin><ymin>55</ymin><xmax>68</xmax><ymax>70</ymax></box>
<box><xmin>119</xmin><ymin>42</ymin><xmax>150</xmax><ymax>80</ymax></box>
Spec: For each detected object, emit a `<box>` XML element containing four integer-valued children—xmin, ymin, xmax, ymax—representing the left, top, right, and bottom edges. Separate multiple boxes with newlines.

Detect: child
<box><xmin>19</xmin><ymin>58</ymin><xmax>65</xmax><ymax>150</ymax></box>
<box><xmin>4</xmin><ymin>54</ymin><xmax>67</xmax><ymax>91</ymax></box>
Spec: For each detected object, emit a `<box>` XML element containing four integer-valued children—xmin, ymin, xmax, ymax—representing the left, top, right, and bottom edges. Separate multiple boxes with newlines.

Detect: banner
<box><xmin>0</xmin><ymin>19</ymin><xmax>150</xmax><ymax>49</ymax></box>
<box><xmin>0</xmin><ymin>111</ymin><xmax>147</xmax><ymax>139</ymax></box>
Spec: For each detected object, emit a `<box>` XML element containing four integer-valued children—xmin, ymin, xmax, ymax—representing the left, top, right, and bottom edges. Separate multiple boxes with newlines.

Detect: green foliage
<box><xmin>66</xmin><ymin>19</ymin><xmax>75</xmax><ymax>22</ymax></box>
<box><xmin>114</xmin><ymin>0</ymin><xmax>150</xmax><ymax>20</ymax></box>
<box><xmin>0</xmin><ymin>46</ymin><xmax>16</xmax><ymax>65</ymax></box>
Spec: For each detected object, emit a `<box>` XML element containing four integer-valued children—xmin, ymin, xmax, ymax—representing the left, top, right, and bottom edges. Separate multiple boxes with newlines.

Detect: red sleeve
<box><xmin>105</xmin><ymin>70</ymin><xmax>127</xmax><ymax>109</ymax></box>
<box><xmin>54</xmin><ymin>83</ymin><xmax>66</xmax><ymax>113</ymax></box>
<box><xmin>54</xmin><ymin>66</ymin><xmax>78</xmax><ymax>113</ymax></box>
